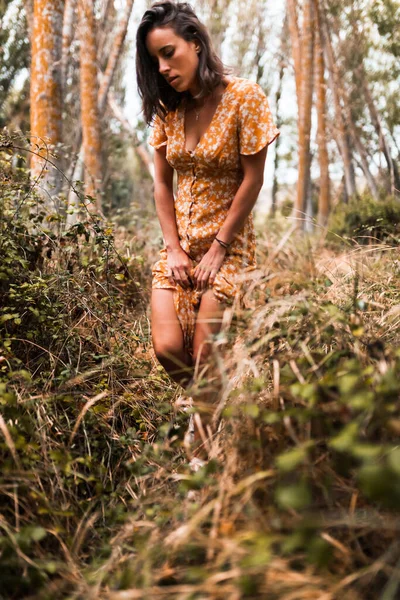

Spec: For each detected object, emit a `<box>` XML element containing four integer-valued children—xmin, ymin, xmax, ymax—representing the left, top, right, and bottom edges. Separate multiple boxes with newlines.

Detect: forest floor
<box><xmin>1</xmin><ymin>210</ymin><xmax>400</xmax><ymax>600</ymax></box>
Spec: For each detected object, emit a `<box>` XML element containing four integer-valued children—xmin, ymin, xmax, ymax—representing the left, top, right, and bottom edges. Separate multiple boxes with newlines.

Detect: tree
<box><xmin>287</xmin><ymin>0</ymin><xmax>315</xmax><ymax>228</ymax></box>
<box><xmin>319</xmin><ymin>1</ymin><xmax>357</xmax><ymax>202</ymax></box>
<box><xmin>271</xmin><ymin>15</ymin><xmax>288</xmax><ymax>216</ymax></box>
<box><xmin>98</xmin><ymin>0</ymin><xmax>135</xmax><ymax>114</ymax></box>
<box><xmin>30</xmin><ymin>0</ymin><xmax>64</xmax><ymax>203</ymax></box>
<box><xmin>314</xmin><ymin>0</ymin><xmax>330</xmax><ymax>226</ymax></box>
<box><xmin>78</xmin><ymin>0</ymin><xmax>102</xmax><ymax>208</ymax></box>
<box><xmin>0</xmin><ymin>1</ymin><xmax>30</xmax><ymax>128</ymax></box>
<box><xmin>61</xmin><ymin>0</ymin><xmax>77</xmax><ymax>91</ymax></box>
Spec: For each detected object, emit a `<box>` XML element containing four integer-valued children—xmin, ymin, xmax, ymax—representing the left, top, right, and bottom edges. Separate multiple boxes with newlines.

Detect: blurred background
<box><xmin>2</xmin><ymin>0</ymin><xmax>399</xmax><ymax>233</ymax></box>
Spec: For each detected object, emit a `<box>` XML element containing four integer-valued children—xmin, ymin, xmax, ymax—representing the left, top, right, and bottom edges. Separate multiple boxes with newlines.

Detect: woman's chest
<box><xmin>163</xmin><ymin>102</ymin><xmax>241</xmax><ymax>173</ymax></box>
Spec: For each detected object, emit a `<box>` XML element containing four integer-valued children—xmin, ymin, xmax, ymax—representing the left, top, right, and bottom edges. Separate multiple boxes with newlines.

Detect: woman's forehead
<box><xmin>146</xmin><ymin>26</ymin><xmax>181</xmax><ymax>53</ymax></box>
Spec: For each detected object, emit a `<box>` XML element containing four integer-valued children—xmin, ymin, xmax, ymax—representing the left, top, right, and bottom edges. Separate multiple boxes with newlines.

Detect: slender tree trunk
<box><xmin>68</xmin><ymin>0</ymin><xmax>136</xmax><ymax>217</ymax></box>
<box><xmin>360</xmin><ymin>71</ymin><xmax>400</xmax><ymax>196</ymax></box>
<box><xmin>30</xmin><ymin>0</ymin><xmax>64</xmax><ymax>204</ymax></box>
<box><xmin>287</xmin><ymin>0</ymin><xmax>301</xmax><ymax>105</ymax></box>
<box><xmin>66</xmin><ymin>148</ymin><xmax>85</xmax><ymax>227</ymax></box>
<box><xmin>295</xmin><ymin>0</ymin><xmax>314</xmax><ymax>228</ymax></box>
<box><xmin>206</xmin><ymin>0</ymin><xmax>232</xmax><ymax>55</ymax></box>
<box><xmin>350</xmin><ymin>125</ymin><xmax>379</xmax><ymax>198</ymax></box>
<box><xmin>61</xmin><ymin>0</ymin><xmax>77</xmax><ymax>90</ymax></box>
<box><xmin>271</xmin><ymin>16</ymin><xmax>287</xmax><ymax>217</ymax></box>
<box><xmin>24</xmin><ymin>0</ymin><xmax>34</xmax><ymax>41</ymax></box>
<box><xmin>98</xmin><ymin>0</ymin><xmax>135</xmax><ymax>114</ymax></box>
<box><xmin>79</xmin><ymin>0</ymin><xmax>103</xmax><ymax>208</ymax></box>
<box><xmin>314</xmin><ymin>1</ymin><xmax>330</xmax><ymax>227</ymax></box>
<box><xmin>107</xmin><ymin>91</ymin><xmax>154</xmax><ymax>181</ymax></box>
<box><xmin>319</xmin><ymin>1</ymin><xmax>357</xmax><ymax>201</ymax></box>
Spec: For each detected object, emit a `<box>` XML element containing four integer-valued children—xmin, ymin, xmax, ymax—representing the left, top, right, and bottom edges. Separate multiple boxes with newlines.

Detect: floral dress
<box><xmin>148</xmin><ymin>76</ymin><xmax>280</xmax><ymax>354</ymax></box>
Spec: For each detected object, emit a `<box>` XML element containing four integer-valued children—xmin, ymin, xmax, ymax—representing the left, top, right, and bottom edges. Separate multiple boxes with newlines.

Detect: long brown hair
<box><xmin>136</xmin><ymin>1</ymin><xmax>228</xmax><ymax>124</ymax></box>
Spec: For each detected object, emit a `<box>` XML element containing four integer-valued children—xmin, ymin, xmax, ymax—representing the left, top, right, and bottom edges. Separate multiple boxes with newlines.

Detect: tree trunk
<box><xmin>287</xmin><ymin>0</ymin><xmax>301</xmax><ymax>105</ymax></box>
<box><xmin>67</xmin><ymin>0</ymin><xmax>136</xmax><ymax>217</ymax></box>
<box><xmin>314</xmin><ymin>0</ymin><xmax>330</xmax><ymax>227</ymax></box>
<box><xmin>361</xmin><ymin>71</ymin><xmax>400</xmax><ymax>196</ymax></box>
<box><xmin>206</xmin><ymin>0</ymin><xmax>232</xmax><ymax>56</ymax></box>
<box><xmin>319</xmin><ymin>1</ymin><xmax>357</xmax><ymax>201</ymax></box>
<box><xmin>79</xmin><ymin>0</ymin><xmax>103</xmax><ymax>208</ymax></box>
<box><xmin>24</xmin><ymin>0</ymin><xmax>34</xmax><ymax>41</ymax></box>
<box><xmin>66</xmin><ymin>147</ymin><xmax>85</xmax><ymax>227</ymax></box>
<box><xmin>107</xmin><ymin>91</ymin><xmax>154</xmax><ymax>181</ymax></box>
<box><xmin>61</xmin><ymin>0</ymin><xmax>77</xmax><ymax>90</ymax></box>
<box><xmin>295</xmin><ymin>0</ymin><xmax>314</xmax><ymax>228</ymax></box>
<box><xmin>350</xmin><ymin>124</ymin><xmax>379</xmax><ymax>199</ymax></box>
<box><xmin>98</xmin><ymin>0</ymin><xmax>135</xmax><ymax>114</ymax></box>
<box><xmin>271</xmin><ymin>16</ymin><xmax>287</xmax><ymax>217</ymax></box>
<box><xmin>30</xmin><ymin>0</ymin><xmax>64</xmax><ymax>204</ymax></box>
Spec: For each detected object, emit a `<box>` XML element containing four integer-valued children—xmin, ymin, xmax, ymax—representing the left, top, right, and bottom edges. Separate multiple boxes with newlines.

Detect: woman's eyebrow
<box><xmin>157</xmin><ymin>44</ymin><xmax>174</xmax><ymax>53</ymax></box>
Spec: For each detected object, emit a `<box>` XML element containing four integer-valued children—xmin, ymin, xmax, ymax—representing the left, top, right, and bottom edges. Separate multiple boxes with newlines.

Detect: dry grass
<box><xmin>1</xmin><ymin>215</ymin><xmax>400</xmax><ymax>599</ymax></box>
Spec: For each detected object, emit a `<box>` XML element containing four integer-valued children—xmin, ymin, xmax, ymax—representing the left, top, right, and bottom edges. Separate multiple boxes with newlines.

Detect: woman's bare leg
<box><xmin>151</xmin><ymin>289</ymin><xmax>193</xmax><ymax>387</ymax></box>
<box><xmin>191</xmin><ymin>289</ymin><xmax>226</xmax><ymax>450</ymax></box>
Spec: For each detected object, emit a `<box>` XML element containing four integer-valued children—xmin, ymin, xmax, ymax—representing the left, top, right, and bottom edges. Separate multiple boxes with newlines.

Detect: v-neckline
<box><xmin>182</xmin><ymin>78</ymin><xmax>234</xmax><ymax>154</ymax></box>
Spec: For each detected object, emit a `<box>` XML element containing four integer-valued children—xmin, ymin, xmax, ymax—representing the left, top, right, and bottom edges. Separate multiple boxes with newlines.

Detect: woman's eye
<box><xmin>165</xmin><ymin>50</ymin><xmax>174</xmax><ymax>58</ymax></box>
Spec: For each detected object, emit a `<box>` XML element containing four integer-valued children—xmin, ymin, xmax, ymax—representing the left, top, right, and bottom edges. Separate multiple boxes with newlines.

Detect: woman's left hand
<box><xmin>193</xmin><ymin>241</ymin><xmax>227</xmax><ymax>291</ymax></box>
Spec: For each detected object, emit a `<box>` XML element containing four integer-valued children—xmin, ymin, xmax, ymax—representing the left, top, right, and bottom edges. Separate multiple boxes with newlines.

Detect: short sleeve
<box><xmin>148</xmin><ymin>114</ymin><xmax>167</xmax><ymax>150</ymax></box>
<box><xmin>238</xmin><ymin>83</ymin><xmax>280</xmax><ymax>155</ymax></box>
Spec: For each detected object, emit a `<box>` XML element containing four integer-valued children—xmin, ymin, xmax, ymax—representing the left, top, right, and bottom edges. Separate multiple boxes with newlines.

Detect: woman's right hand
<box><xmin>166</xmin><ymin>247</ymin><xmax>194</xmax><ymax>289</ymax></box>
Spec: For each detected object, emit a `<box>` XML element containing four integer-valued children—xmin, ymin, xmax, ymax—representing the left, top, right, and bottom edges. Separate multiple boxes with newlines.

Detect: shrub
<box><xmin>329</xmin><ymin>192</ymin><xmax>400</xmax><ymax>244</ymax></box>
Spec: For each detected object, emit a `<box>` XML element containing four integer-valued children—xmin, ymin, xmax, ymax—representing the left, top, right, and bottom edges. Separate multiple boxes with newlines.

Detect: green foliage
<box><xmin>369</xmin><ymin>0</ymin><xmax>400</xmax><ymax>58</ymax></box>
<box><xmin>1</xmin><ymin>145</ymin><xmax>400</xmax><ymax>598</ymax></box>
<box><xmin>0</xmin><ymin>0</ymin><xmax>29</xmax><ymax>127</ymax></box>
<box><xmin>329</xmin><ymin>193</ymin><xmax>400</xmax><ymax>244</ymax></box>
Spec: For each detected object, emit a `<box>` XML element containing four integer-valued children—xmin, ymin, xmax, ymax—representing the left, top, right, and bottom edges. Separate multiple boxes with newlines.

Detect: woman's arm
<box><xmin>214</xmin><ymin>145</ymin><xmax>268</xmax><ymax>245</ymax></box>
<box><xmin>153</xmin><ymin>146</ymin><xmax>193</xmax><ymax>289</ymax></box>
<box><xmin>153</xmin><ymin>146</ymin><xmax>180</xmax><ymax>251</ymax></box>
<box><xmin>193</xmin><ymin>146</ymin><xmax>268</xmax><ymax>291</ymax></box>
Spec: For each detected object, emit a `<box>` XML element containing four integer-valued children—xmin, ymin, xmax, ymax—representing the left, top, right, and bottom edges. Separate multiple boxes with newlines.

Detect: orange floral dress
<box><xmin>148</xmin><ymin>76</ymin><xmax>280</xmax><ymax>355</ymax></box>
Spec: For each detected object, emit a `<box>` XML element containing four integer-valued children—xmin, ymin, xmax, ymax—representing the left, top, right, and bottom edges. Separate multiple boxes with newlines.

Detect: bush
<box><xmin>329</xmin><ymin>193</ymin><xmax>400</xmax><ymax>244</ymax></box>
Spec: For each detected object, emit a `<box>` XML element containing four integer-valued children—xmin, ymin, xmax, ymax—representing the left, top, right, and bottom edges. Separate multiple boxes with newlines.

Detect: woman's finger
<box><xmin>199</xmin><ymin>269</ymin><xmax>209</xmax><ymax>291</ymax></box>
<box><xmin>177</xmin><ymin>267</ymin><xmax>190</xmax><ymax>289</ymax></box>
<box><xmin>208</xmin><ymin>268</ymin><xmax>218</xmax><ymax>287</ymax></box>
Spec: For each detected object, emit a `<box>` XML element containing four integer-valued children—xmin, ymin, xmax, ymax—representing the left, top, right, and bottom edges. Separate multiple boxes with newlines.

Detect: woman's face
<box><xmin>146</xmin><ymin>26</ymin><xmax>200</xmax><ymax>95</ymax></box>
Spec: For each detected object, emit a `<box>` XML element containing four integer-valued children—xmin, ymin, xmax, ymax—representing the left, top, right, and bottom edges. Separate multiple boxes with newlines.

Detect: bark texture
<box><xmin>361</xmin><ymin>70</ymin><xmax>400</xmax><ymax>196</ymax></box>
<box><xmin>61</xmin><ymin>0</ymin><xmax>77</xmax><ymax>89</ymax></box>
<box><xmin>79</xmin><ymin>0</ymin><xmax>102</xmax><ymax>206</ymax></box>
<box><xmin>30</xmin><ymin>0</ymin><xmax>64</xmax><ymax>198</ymax></box>
<box><xmin>295</xmin><ymin>0</ymin><xmax>315</xmax><ymax>225</ymax></box>
<box><xmin>320</xmin><ymin>2</ymin><xmax>356</xmax><ymax>201</ymax></box>
<box><xmin>314</xmin><ymin>0</ymin><xmax>330</xmax><ymax>226</ymax></box>
<box><xmin>287</xmin><ymin>0</ymin><xmax>301</xmax><ymax>105</ymax></box>
<box><xmin>98</xmin><ymin>0</ymin><xmax>135</xmax><ymax>114</ymax></box>
<box><xmin>108</xmin><ymin>91</ymin><xmax>154</xmax><ymax>181</ymax></box>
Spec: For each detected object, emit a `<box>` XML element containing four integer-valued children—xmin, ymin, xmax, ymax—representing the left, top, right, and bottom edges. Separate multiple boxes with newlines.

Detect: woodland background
<box><xmin>0</xmin><ymin>0</ymin><xmax>400</xmax><ymax>598</ymax></box>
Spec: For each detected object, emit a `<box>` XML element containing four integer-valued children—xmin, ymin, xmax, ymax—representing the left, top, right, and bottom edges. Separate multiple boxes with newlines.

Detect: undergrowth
<box><xmin>1</xmin><ymin>138</ymin><xmax>400</xmax><ymax>599</ymax></box>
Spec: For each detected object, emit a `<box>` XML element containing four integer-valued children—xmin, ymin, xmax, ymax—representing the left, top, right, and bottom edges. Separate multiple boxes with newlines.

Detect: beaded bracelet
<box><xmin>215</xmin><ymin>237</ymin><xmax>230</xmax><ymax>249</ymax></box>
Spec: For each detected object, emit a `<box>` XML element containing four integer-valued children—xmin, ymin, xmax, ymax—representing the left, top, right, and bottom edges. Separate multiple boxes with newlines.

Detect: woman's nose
<box><xmin>159</xmin><ymin>59</ymin><xmax>170</xmax><ymax>76</ymax></box>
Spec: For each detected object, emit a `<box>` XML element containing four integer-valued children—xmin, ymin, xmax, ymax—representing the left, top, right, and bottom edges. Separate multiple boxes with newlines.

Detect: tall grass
<box><xmin>1</xmin><ymin>148</ymin><xmax>400</xmax><ymax>598</ymax></box>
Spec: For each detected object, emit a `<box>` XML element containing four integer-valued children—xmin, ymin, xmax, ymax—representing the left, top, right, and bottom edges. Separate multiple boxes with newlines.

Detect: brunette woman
<box><xmin>136</xmin><ymin>1</ymin><xmax>279</xmax><ymax>459</ymax></box>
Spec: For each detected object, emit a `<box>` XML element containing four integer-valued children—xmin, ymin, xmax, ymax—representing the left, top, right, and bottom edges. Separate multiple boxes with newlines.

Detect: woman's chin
<box><xmin>172</xmin><ymin>79</ymin><xmax>186</xmax><ymax>92</ymax></box>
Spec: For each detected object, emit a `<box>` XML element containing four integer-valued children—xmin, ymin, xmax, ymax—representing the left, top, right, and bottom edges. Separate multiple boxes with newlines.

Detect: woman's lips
<box><xmin>169</xmin><ymin>76</ymin><xmax>179</xmax><ymax>85</ymax></box>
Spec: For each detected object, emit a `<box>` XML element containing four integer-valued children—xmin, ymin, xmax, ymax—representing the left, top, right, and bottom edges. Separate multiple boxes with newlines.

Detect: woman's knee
<box><xmin>192</xmin><ymin>338</ymin><xmax>213</xmax><ymax>366</ymax></box>
<box><xmin>153</xmin><ymin>340</ymin><xmax>185</xmax><ymax>366</ymax></box>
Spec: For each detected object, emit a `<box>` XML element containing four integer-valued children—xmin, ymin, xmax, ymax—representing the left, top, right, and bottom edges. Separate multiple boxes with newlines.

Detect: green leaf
<box><xmin>388</xmin><ymin>448</ymin><xmax>400</xmax><ymax>475</ymax></box>
<box><xmin>276</xmin><ymin>444</ymin><xmax>312</xmax><ymax>472</ymax></box>
<box><xmin>329</xmin><ymin>422</ymin><xmax>359</xmax><ymax>452</ymax></box>
<box><xmin>275</xmin><ymin>481</ymin><xmax>312</xmax><ymax>511</ymax></box>
<box><xmin>30</xmin><ymin>526</ymin><xmax>47</xmax><ymax>542</ymax></box>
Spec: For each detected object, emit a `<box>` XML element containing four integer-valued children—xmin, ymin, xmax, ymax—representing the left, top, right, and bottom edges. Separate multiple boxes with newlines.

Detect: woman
<box><xmin>136</xmin><ymin>1</ymin><xmax>279</xmax><ymax>457</ymax></box>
